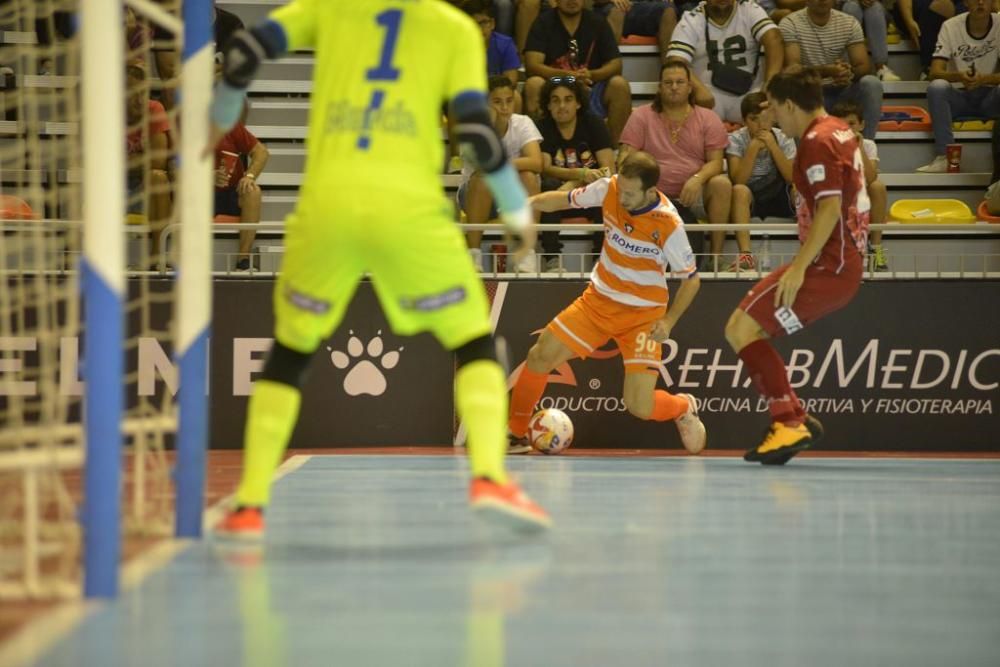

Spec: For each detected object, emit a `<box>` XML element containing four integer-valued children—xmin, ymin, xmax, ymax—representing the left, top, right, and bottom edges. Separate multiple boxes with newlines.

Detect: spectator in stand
<box><xmin>148</xmin><ymin>0</ymin><xmax>180</xmax><ymax>111</ymax></box>
<box><xmin>523</xmin><ymin>0</ymin><xmax>633</xmax><ymax>143</ymax></box>
<box><xmin>618</xmin><ymin>61</ymin><xmax>732</xmax><ymax>269</ymax></box>
<box><xmin>214</xmin><ymin>105</ymin><xmax>269</xmax><ymax>271</ymax></box>
<box><xmin>464</xmin><ymin>0</ymin><xmax>523</xmax><ymax>110</ymax></box>
<box><xmin>459</xmin><ymin>77</ymin><xmax>544</xmax><ymax>271</ymax></box>
<box><xmin>536</xmin><ymin>76</ymin><xmax>616</xmax><ymax>271</ymax></box>
<box><xmin>516</xmin><ymin>0</ymin><xmax>555</xmax><ymax>55</ymax></box>
<box><xmin>126</xmin><ymin>7</ymin><xmax>150</xmax><ymax>64</ymax></box>
<box><xmin>485</xmin><ymin>0</ymin><xmax>516</xmax><ymax>37</ymax></box>
<box><xmin>32</xmin><ymin>6</ymin><xmax>74</xmax><ymax>75</ymax></box>
<box><xmin>770</xmin><ymin>0</ymin><xmax>806</xmax><ymax>24</ymax></box>
<box><xmin>897</xmin><ymin>0</ymin><xmax>966</xmax><ymax>74</ymax></box>
<box><xmin>592</xmin><ymin>0</ymin><xmax>679</xmax><ymax>62</ymax></box>
<box><xmin>213</xmin><ymin>1</ymin><xmax>245</xmax><ymax>75</ymax></box>
<box><xmin>125</xmin><ymin>63</ymin><xmax>172</xmax><ymax>264</ymax></box>
<box><xmin>727</xmin><ymin>91</ymin><xmax>796</xmax><ymax>271</ymax></box>
<box><xmin>839</xmin><ymin>0</ymin><xmax>900</xmax><ymax>81</ymax></box>
<box><xmin>665</xmin><ymin>0</ymin><xmax>783</xmax><ymax>123</ymax></box>
<box><xmin>831</xmin><ymin>100</ymin><xmax>888</xmax><ymax>271</ymax></box>
<box><xmin>780</xmin><ymin>0</ymin><xmax>884</xmax><ymax>140</ymax></box>
<box><xmin>916</xmin><ymin>0</ymin><xmax>1000</xmax><ymax>172</ymax></box>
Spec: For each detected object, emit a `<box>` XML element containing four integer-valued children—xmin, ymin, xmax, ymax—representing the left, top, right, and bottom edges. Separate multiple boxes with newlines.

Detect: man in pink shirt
<box><xmin>618</xmin><ymin>61</ymin><xmax>733</xmax><ymax>270</ymax></box>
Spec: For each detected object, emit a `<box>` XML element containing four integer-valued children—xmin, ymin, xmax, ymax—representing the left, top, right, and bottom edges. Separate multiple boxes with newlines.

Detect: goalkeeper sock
<box><xmin>508</xmin><ymin>367</ymin><xmax>548</xmax><ymax>438</ymax></box>
<box><xmin>738</xmin><ymin>340</ymin><xmax>804</xmax><ymax>425</ymax></box>
<box><xmin>235</xmin><ymin>380</ymin><xmax>302</xmax><ymax>507</ymax></box>
<box><xmin>650</xmin><ymin>391</ymin><xmax>689</xmax><ymax>421</ymax></box>
<box><xmin>456</xmin><ymin>360</ymin><xmax>509</xmax><ymax>484</ymax></box>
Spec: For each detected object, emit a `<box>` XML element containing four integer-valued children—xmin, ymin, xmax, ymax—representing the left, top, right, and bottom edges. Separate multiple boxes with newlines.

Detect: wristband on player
<box><xmin>484</xmin><ymin>163</ymin><xmax>529</xmax><ymax>231</ymax></box>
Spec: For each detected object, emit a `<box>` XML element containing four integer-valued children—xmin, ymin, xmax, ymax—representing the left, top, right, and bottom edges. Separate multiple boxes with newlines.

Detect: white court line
<box><xmin>0</xmin><ymin>454</ymin><xmax>313</xmax><ymax>667</ymax></box>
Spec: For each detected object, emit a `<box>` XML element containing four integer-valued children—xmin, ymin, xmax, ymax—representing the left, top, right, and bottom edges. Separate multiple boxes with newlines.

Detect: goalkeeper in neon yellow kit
<box><xmin>209</xmin><ymin>0</ymin><xmax>549</xmax><ymax>536</ymax></box>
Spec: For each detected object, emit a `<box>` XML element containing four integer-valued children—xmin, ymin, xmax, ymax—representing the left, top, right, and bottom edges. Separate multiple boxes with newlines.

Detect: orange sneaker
<box><xmin>470</xmin><ymin>478</ymin><xmax>551</xmax><ymax>532</ymax></box>
<box><xmin>215</xmin><ymin>506</ymin><xmax>265</xmax><ymax>540</ymax></box>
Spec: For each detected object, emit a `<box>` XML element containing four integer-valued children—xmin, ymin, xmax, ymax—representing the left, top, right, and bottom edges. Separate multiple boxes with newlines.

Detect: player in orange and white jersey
<box><xmin>507</xmin><ymin>151</ymin><xmax>707</xmax><ymax>454</ymax></box>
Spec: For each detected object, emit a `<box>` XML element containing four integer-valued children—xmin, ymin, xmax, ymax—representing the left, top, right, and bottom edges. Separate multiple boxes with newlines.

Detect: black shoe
<box><xmin>508</xmin><ymin>432</ymin><xmax>532</xmax><ymax>454</ymax></box>
<box><xmin>234</xmin><ymin>258</ymin><xmax>251</xmax><ymax>271</ymax></box>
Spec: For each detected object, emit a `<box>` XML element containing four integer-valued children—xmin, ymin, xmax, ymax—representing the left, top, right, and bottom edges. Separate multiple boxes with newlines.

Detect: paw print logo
<box><xmin>328</xmin><ymin>330</ymin><xmax>403</xmax><ymax>397</ymax></box>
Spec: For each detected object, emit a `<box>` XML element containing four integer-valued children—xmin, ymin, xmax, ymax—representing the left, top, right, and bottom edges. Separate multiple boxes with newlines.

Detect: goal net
<box><xmin>0</xmin><ymin>0</ymin><xmax>211</xmax><ymax>599</ymax></box>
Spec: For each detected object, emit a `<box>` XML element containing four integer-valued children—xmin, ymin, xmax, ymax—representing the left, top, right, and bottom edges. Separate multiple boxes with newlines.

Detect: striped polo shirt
<box><xmin>779</xmin><ymin>9</ymin><xmax>864</xmax><ymax>75</ymax></box>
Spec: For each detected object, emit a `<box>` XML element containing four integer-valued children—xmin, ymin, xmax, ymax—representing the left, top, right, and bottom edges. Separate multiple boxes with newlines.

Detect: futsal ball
<box><xmin>527</xmin><ymin>408</ymin><xmax>574</xmax><ymax>455</ymax></box>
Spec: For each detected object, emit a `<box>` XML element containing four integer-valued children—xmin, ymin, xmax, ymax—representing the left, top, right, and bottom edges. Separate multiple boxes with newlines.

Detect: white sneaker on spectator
<box><xmin>877</xmin><ymin>65</ymin><xmax>901</xmax><ymax>81</ymax></box>
<box><xmin>544</xmin><ymin>257</ymin><xmax>566</xmax><ymax>274</ymax></box>
<box><xmin>469</xmin><ymin>247</ymin><xmax>483</xmax><ymax>271</ymax></box>
<box><xmin>515</xmin><ymin>248</ymin><xmax>538</xmax><ymax>273</ymax></box>
<box><xmin>916</xmin><ymin>156</ymin><xmax>948</xmax><ymax>173</ymax></box>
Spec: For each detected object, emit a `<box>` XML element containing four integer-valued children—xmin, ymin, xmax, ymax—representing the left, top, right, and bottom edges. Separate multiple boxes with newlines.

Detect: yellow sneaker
<box><xmin>762</xmin><ymin>414</ymin><xmax>824</xmax><ymax>466</ymax></box>
<box><xmin>744</xmin><ymin>421</ymin><xmax>811</xmax><ymax>464</ymax></box>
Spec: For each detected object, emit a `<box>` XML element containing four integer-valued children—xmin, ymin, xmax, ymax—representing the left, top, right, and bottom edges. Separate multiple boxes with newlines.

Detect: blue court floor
<box><xmin>21</xmin><ymin>455</ymin><xmax>1000</xmax><ymax>667</ymax></box>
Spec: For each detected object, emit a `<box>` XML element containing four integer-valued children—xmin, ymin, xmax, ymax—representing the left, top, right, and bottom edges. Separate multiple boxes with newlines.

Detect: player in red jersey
<box><xmin>724</xmin><ymin>67</ymin><xmax>870</xmax><ymax>465</ymax></box>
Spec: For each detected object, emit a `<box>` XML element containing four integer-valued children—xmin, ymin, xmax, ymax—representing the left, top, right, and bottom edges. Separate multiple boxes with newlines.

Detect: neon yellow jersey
<box><xmin>270</xmin><ymin>0</ymin><xmax>486</xmax><ymax>211</ymax></box>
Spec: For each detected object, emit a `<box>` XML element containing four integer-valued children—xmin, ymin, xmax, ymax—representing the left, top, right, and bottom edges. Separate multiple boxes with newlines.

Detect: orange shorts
<box><xmin>547</xmin><ymin>285</ymin><xmax>666</xmax><ymax>374</ymax></box>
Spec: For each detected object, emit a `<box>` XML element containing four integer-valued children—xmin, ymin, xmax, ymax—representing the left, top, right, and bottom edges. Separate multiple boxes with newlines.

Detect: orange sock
<box><xmin>650</xmin><ymin>390</ymin><xmax>689</xmax><ymax>422</ymax></box>
<box><xmin>508</xmin><ymin>367</ymin><xmax>549</xmax><ymax>437</ymax></box>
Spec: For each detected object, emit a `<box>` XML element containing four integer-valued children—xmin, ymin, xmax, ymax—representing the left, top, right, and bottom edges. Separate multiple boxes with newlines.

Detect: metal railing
<box><xmin>152</xmin><ymin>221</ymin><xmax>1000</xmax><ymax>280</ymax></box>
<box><xmin>3</xmin><ymin>220</ymin><xmax>999</xmax><ymax>278</ymax></box>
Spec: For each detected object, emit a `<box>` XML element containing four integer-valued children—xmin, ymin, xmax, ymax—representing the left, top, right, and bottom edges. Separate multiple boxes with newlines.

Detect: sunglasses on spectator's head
<box><xmin>549</xmin><ymin>75</ymin><xmax>577</xmax><ymax>86</ymax></box>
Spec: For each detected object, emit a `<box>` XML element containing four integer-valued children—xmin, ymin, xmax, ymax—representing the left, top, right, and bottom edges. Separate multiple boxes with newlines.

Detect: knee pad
<box><xmin>454</xmin><ymin>335</ymin><xmax>498</xmax><ymax>369</ymax></box>
<box><xmin>261</xmin><ymin>341</ymin><xmax>314</xmax><ymax>389</ymax></box>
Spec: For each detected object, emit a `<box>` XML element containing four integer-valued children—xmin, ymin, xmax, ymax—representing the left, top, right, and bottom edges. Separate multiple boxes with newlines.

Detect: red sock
<box><xmin>650</xmin><ymin>391</ymin><xmax>689</xmax><ymax>421</ymax></box>
<box><xmin>738</xmin><ymin>340</ymin><xmax>804</xmax><ymax>426</ymax></box>
<box><xmin>508</xmin><ymin>367</ymin><xmax>549</xmax><ymax>437</ymax></box>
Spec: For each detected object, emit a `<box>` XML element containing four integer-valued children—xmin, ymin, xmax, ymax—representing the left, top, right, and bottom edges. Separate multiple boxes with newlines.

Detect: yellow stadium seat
<box><xmin>125</xmin><ymin>212</ymin><xmax>147</xmax><ymax>225</ymax></box>
<box><xmin>887</xmin><ymin>22</ymin><xmax>901</xmax><ymax>44</ymax></box>
<box><xmin>951</xmin><ymin>119</ymin><xmax>994</xmax><ymax>131</ymax></box>
<box><xmin>889</xmin><ymin>199</ymin><xmax>976</xmax><ymax>224</ymax></box>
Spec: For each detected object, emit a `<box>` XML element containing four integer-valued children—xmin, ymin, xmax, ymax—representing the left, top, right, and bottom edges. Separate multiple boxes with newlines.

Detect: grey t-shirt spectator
<box><xmin>780</xmin><ymin>9</ymin><xmax>864</xmax><ymax>82</ymax></box>
<box><xmin>726</xmin><ymin>126</ymin><xmax>796</xmax><ymax>190</ymax></box>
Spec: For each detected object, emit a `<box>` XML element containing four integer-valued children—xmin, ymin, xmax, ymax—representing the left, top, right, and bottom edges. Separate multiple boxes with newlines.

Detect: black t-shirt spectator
<box><xmin>538</xmin><ymin>113</ymin><xmax>613</xmax><ymax>170</ymax></box>
<box><xmin>214</xmin><ymin>7</ymin><xmax>245</xmax><ymax>58</ymax></box>
<box><xmin>537</xmin><ymin>112</ymin><xmax>612</xmax><ymax>253</ymax></box>
<box><xmin>525</xmin><ymin>9</ymin><xmax>621</xmax><ymax>70</ymax></box>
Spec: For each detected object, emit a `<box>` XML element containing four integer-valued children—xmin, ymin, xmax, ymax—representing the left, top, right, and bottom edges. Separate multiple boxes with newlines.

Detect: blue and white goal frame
<box><xmin>81</xmin><ymin>0</ymin><xmax>212</xmax><ymax>598</ymax></box>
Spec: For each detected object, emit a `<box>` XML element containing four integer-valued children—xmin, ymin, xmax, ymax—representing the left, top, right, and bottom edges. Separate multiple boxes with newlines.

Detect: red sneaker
<box><xmin>470</xmin><ymin>478</ymin><xmax>551</xmax><ymax>531</ymax></box>
<box><xmin>215</xmin><ymin>506</ymin><xmax>265</xmax><ymax>540</ymax></box>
